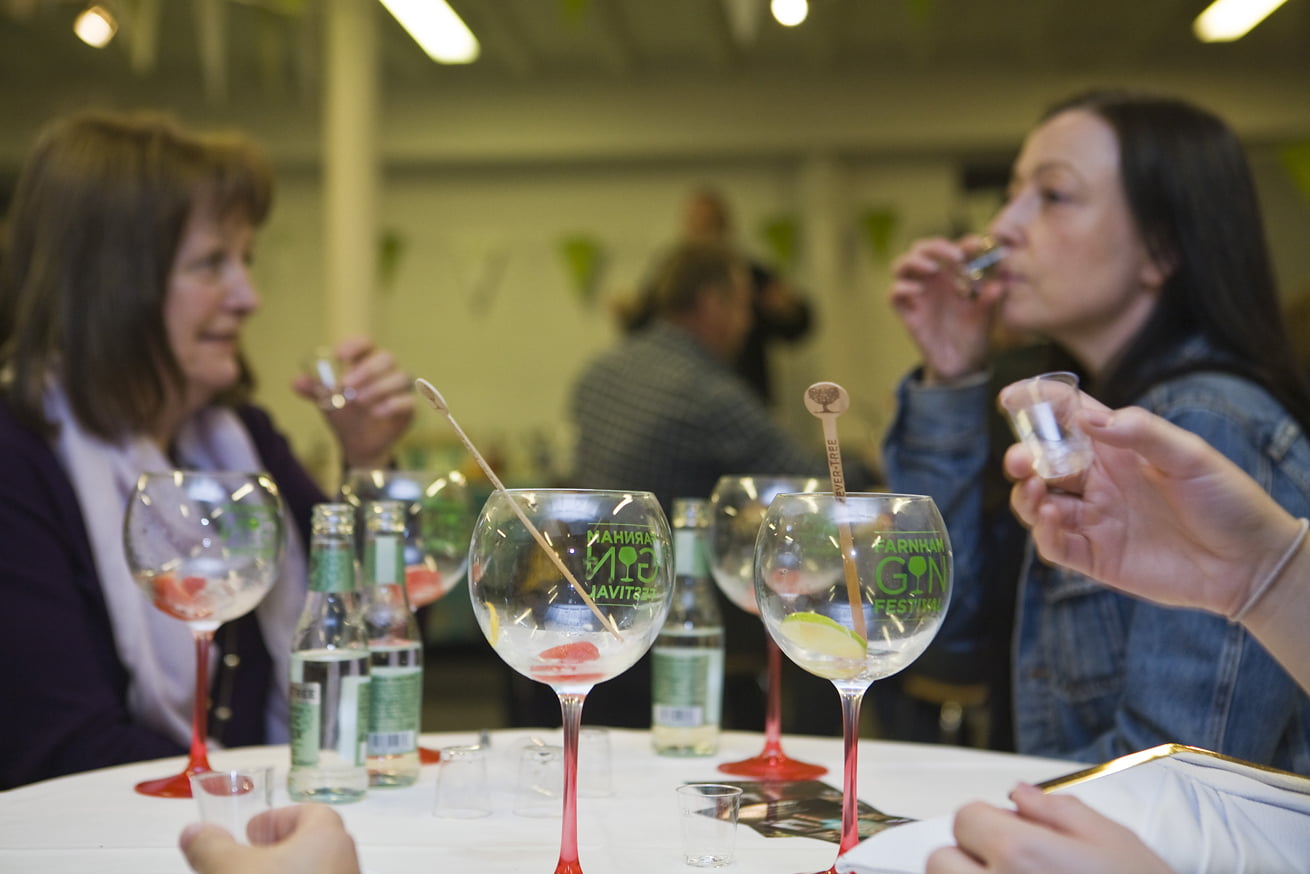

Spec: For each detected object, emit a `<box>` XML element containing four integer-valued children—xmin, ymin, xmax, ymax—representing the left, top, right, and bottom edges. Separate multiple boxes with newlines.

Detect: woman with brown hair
<box><xmin>0</xmin><ymin>110</ymin><xmax>414</xmax><ymax>788</ymax></box>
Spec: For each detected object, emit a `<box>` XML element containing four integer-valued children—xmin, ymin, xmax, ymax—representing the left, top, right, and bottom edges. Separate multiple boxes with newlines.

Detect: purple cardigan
<box><xmin>0</xmin><ymin>401</ymin><xmax>325</xmax><ymax>789</ymax></box>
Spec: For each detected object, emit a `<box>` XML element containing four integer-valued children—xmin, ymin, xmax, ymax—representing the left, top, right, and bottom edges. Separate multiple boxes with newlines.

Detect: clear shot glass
<box><xmin>1000</xmin><ymin>371</ymin><xmax>1094</xmax><ymax>483</ymax></box>
<box><xmin>676</xmin><ymin>783</ymin><xmax>743</xmax><ymax>868</ymax></box>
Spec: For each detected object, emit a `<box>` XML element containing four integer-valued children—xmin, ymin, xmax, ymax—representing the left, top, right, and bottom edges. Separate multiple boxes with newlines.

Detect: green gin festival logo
<box><xmin>584</xmin><ymin>522</ymin><xmax>662</xmax><ymax>606</ymax></box>
<box><xmin>869</xmin><ymin>529</ymin><xmax>948</xmax><ymax>615</ymax></box>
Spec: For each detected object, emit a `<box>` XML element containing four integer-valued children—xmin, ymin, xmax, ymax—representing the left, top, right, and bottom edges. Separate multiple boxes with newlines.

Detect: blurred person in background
<box><xmin>614</xmin><ymin>186</ymin><xmax>813</xmax><ymax>407</ymax></box>
<box><xmin>562</xmin><ymin>239</ymin><xmax>843</xmax><ymax>731</ymax></box>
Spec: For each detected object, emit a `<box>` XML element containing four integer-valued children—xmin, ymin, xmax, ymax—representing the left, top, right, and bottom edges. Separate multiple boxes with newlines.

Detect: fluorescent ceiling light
<box><xmin>1193</xmin><ymin>0</ymin><xmax>1289</xmax><ymax>42</ymax></box>
<box><xmin>379</xmin><ymin>0</ymin><xmax>479</xmax><ymax>64</ymax></box>
<box><xmin>74</xmin><ymin>4</ymin><xmax>117</xmax><ymax>48</ymax></box>
<box><xmin>771</xmin><ymin>0</ymin><xmax>808</xmax><ymax>27</ymax></box>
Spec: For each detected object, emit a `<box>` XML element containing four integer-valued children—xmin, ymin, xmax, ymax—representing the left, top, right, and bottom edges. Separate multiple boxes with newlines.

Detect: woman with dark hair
<box><xmin>883</xmin><ymin>90</ymin><xmax>1310</xmax><ymax>772</ymax></box>
<box><xmin>0</xmin><ymin>110</ymin><xmax>415</xmax><ymax>789</ymax></box>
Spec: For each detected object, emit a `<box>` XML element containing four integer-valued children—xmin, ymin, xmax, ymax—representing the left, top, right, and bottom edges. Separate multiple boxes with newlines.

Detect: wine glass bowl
<box><xmin>468</xmin><ymin>489</ymin><xmax>673</xmax><ymax>874</ymax></box>
<box><xmin>339</xmin><ymin>468</ymin><xmax>472</xmax><ymax>609</ymax></box>
<box><xmin>122</xmin><ymin>471</ymin><xmax>285</xmax><ymax>798</ymax></box>
<box><xmin>754</xmin><ymin>491</ymin><xmax>951</xmax><ymax>871</ymax></box>
<box><xmin>707</xmin><ymin>474</ymin><xmax>826</xmax><ymax>780</ymax></box>
<box><xmin>709</xmin><ymin>475</ymin><xmax>822</xmax><ymax>614</ymax></box>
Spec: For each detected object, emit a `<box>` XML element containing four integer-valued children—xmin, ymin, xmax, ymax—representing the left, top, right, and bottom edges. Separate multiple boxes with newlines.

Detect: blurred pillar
<box><xmin>323</xmin><ymin>0</ymin><xmax>377</xmax><ymax>340</ymax></box>
<box><xmin>796</xmin><ymin>153</ymin><xmax>851</xmax><ymax>391</ymax></box>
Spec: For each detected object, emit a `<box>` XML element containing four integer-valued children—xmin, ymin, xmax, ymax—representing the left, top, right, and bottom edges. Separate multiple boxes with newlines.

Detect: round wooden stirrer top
<box><xmin>804</xmin><ymin>381</ymin><xmax>867</xmax><ymax>642</ymax></box>
<box><xmin>414</xmin><ymin>378</ymin><xmax>622</xmax><ymax>641</ymax></box>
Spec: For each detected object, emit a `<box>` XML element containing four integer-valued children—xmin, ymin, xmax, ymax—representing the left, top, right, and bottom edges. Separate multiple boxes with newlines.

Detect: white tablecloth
<box><xmin>0</xmin><ymin>729</ymin><xmax>1080</xmax><ymax>874</ymax></box>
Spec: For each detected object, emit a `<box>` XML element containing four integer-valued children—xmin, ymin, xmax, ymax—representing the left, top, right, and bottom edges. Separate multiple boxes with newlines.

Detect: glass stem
<box><xmin>186</xmin><ymin>629</ymin><xmax>215</xmax><ymax>775</ymax></box>
<box><xmin>761</xmin><ymin>632</ymin><xmax>784</xmax><ymax>755</ymax></box>
<box><xmin>555</xmin><ymin>691</ymin><xmax>586</xmax><ymax>874</ymax></box>
<box><xmin>836</xmin><ymin>686</ymin><xmax>866</xmax><ymax>856</ymax></box>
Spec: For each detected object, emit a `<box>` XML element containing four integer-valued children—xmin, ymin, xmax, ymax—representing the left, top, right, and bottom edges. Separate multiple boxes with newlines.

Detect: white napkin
<box><xmin>836</xmin><ymin>746</ymin><xmax>1310</xmax><ymax>874</ymax></box>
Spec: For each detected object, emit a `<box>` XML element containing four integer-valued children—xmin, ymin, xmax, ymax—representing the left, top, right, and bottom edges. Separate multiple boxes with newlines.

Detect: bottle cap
<box><xmin>311</xmin><ymin>502</ymin><xmax>354</xmax><ymax>536</ymax></box>
<box><xmin>671</xmin><ymin>497</ymin><xmax>708</xmax><ymax>529</ymax></box>
<box><xmin>365</xmin><ymin>499</ymin><xmax>407</xmax><ymax>534</ymax></box>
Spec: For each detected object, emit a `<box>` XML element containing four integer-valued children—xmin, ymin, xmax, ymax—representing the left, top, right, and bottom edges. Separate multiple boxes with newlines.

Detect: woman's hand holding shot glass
<box><xmin>293</xmin><ymin>336</ymin><xmax>416</xmax><ymax>470</ymax></box>
<box><xmin>889</xmin><ymin>235</ymin><xmax>1008</xmax><ymax>386</ymax></box>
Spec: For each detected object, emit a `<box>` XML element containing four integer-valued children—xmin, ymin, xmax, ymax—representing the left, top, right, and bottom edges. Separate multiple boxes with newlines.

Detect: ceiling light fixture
<box><xmin>74</xmin><ymin>3</ymin><xmax>118</xmax><ymax>48</ymax></box>
<box><xmin>1193</xmin><ymin>0</ymin><xmax>1289</xmax><ymax>42</ymax></box>
<box><xmin>771</xmin><ymin>0</ymin><xmax>808</xmax><ymax>27</ymax></box>
<box><xmin>378</xmin><ymin>0</ymin><xmax>480</xmax><ymax>64</ymax></box>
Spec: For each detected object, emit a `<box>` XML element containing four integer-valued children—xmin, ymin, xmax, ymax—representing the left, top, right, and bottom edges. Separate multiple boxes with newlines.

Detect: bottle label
<box><xmin>340</xmin><ymin>675</ymin><xmax>370</xmax><ymax>765</ymax></box>
<box><xmin>289</xmin><ymin>682</ymin><xmax>322</xmax><ymax>767</ymax></box>
<box><xmin>674</xmin><ymin>530</ymin><xmax>708</xmax><ymax>578</ymax></box>
<box><xmin>366</xmin><ymin>535</ymin><xmax>402</xmax><ymax>586</ymax></box>
<box><xmin>367</xmin><ymin>666</ymin><xmax>422</xmax><ymax>756</ymax></box>
<box><xmin>652</xmin><ymin>647</ymin><xmax>723</xmax><ymax>727</ymax></box>
<box><xmin>310</xmin><ymin>547</ymin><xmax>356</xmax><ymax>593</ymax></box>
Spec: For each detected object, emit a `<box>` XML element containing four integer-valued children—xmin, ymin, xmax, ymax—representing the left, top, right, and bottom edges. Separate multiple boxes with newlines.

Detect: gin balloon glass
<box><xmin>122</xmin><ymin>470</ymin><xmax>285</xmax><ymax>798</ymax></box>
<box><xmin>708</xmin><ymin>474</ymin><xmax>827</xmax><ymax>780</ymax></box>
<box><xmin>340</xmin><ymin>467</ymin><xmax>473</xmax><ymax>762</ymax></box>
<box><xmin>755</xmin><ymin>492</ymin><xmax>951</xmax><ymax>872</ymax></box>
<box><xmin>469</xmin><ymin>489</ymin><xmax>673</xmax><ymax>874</ymax></box>
<box><xmin>339</xmin><ymin>468</ymin><xmax>472</xmax><ymax>607</ymax></box>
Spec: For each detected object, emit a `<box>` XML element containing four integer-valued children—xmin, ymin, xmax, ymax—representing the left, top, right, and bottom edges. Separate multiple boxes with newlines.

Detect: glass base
<box><xmin>717</xmin><ymin>749</ymin><xmax>827</xmax><ymax>780</ymax></box>
<box><xmin>134</xmin><ymin>767</ymin><xmax>208</xmax><ymax>799</ymax></box>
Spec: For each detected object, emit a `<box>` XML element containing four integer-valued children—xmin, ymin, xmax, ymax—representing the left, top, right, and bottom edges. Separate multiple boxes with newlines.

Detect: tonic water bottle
<box><xmin>288</xmin><ymin>503</ymin><xmax>371</xmax><ymax>803</ymax></box>
<box><xmin>361</xmin><ymin>499</ymin><xmax>423</xmax><ymax>787</ymax></box>
<box><xmin>651</xmin><ymin>497</ymin><xmax>724</xmax><ymax>755</ymax></box>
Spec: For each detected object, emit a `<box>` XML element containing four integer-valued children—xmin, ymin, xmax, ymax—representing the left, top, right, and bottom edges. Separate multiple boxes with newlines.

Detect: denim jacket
<box><xmin>883</xmin><ymin>363</ymin><xmax>1310</xmax><ymax>773</ymax></box>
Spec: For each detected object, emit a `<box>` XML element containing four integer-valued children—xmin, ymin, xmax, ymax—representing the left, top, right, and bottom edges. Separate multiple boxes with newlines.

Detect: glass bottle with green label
<box><xmin>288</xmin><ymin>503</ymin><xmax>370</xmax><ymax>803</ymax></box>
<box><xmin>360</xmin><ymin>499</ymin><xmax>423</xmax><ymax>787</ymax></box>
<box><xmin>651</xmin><ymin>497</ymin><xmax>724</xmax><ymax>755</ymax></box>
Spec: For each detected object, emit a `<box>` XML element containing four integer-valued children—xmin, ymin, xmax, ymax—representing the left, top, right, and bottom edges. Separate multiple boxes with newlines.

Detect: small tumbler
<box><xmin>434</xmin><ymin>744</ymin><xmax>491</xmax><ymax>819</ymax></box>
<box><xmin>676</xmin><ymin>783</ymin><xmax>743</xmax><ymax>868</ymax></box>
<box><xmin>1000</xmin><ymin>371</ymin><xmax>1093</xmax><ymax>482</ymax></box>
<box><xmin>190</xmin><ymin>767</ymin><xmax>275</xmax><ymax>845</ymax></box>
<box><xmin>514</xmin><ymin>744</ymin><xmax>563</xmax><ymax>817</ymax></box>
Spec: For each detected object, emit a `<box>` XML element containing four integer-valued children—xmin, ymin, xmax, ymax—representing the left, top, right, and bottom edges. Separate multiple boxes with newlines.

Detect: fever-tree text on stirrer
<box><xmin>413</xmin><ymin>378</ymin><xmax>623</xmax><ymax>641</ymax></box>
<box><xmin>804</xmin><ymin>381</ymin><xmax>868</xmax><ymax>643</ymax></box>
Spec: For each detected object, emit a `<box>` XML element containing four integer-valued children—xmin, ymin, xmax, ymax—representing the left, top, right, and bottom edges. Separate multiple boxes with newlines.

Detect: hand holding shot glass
<box><xmin>305</xmin><ymin>346</ymin><xmax>357</xmax><ymax>410</ymax></box>
<box><xmin>958</xmin><ymin>236</ymin><xmax>1007</xmax><ymax>299</ymax></box>
<box><xmin>190</xmin><ymin>767</ymin><xmax>275</xmax><ymax>844</ymax></box>
<box><xmin>1000</xmin><ymin>372</ymin><xmax>1093</xmax><ymax>483</ymax></box>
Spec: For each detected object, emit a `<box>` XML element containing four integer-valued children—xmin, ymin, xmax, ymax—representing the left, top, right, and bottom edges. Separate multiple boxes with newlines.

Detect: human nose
<box><xmin>226</xmin><ymin>262</ymin><xmax>260</xmax><ymax>313</ymax></box>
<box><xmin>988</xmin><ymin>191</ymin><xmax>1033</xmax><ymax>249</ymax></box>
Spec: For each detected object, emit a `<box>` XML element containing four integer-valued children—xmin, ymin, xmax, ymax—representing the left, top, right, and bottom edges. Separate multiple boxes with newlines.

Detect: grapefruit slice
<box><xmin>537</xmin><ymin>641</ymin><xmax>600</xmax><ymax>664</ymax></box>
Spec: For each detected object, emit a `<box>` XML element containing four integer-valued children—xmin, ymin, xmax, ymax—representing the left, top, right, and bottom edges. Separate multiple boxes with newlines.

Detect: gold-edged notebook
<box><xmin>1038</xmin><ymin>742</ymin><xmax>1310</xmax><ymax>798</ymax></box>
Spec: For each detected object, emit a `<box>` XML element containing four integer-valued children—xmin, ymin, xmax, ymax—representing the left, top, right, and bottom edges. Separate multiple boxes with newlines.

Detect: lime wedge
<box><xmin>778</xmin><ymin>611</ymin><xmax>866</xmax><ymax>679</ymax></box>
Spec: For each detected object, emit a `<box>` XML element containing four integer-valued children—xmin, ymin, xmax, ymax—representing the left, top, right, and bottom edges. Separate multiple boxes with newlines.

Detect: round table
<box><xmin>0</xmin><ymin>729</ymin><xmax>1081</xmax><ymax>874</ymax></box>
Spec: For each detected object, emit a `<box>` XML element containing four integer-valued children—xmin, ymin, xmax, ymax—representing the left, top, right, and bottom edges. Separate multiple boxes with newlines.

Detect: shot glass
<box><xmin>676</xmin><ymin>783</ymin><xmax>743</xmax><ymax>868</ymax></box>
<box><xmin>958</xmin><ymin>236</ymin><xmax>1008</xmax><ymax>299</ymax></box>
<box><xmin>434</xmin><ymin>744</ymin><xmax>491</xmax><ymax>819</ymax></box>
<box><xmin>190</xmin><ymin>767</ymin><xmax>275</xmax><ymax>845</ymax></box>
<box><xmin>1000</xmin><ymin>371</ymin><xmax>1093</xmax><ymax>482</ymax></box>
<box><xmin>305</xmin><ymin>347</ymin><xmax>356</xmax><ymax>411</ymax></box>
<box><xmin>578</xmin><ymin>727</ymin><xmax>613</xmax><ymax>798</ymax></box>
<box><xmin>514</xmin><ymin>744</ymin><xmax>563</xmax><ymax>817</ymax></box>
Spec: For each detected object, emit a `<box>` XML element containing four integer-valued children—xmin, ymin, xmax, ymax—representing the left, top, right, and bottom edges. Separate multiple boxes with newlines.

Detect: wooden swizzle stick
<box><xmin>414</xmin><ymin>378</ymin><xmax>623</xmax><ymax>641</ymax></box>
<box><xmin>804</xmin><ymin>381</ymin><xmax>868</xmax><ymax>643</ymax></box>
